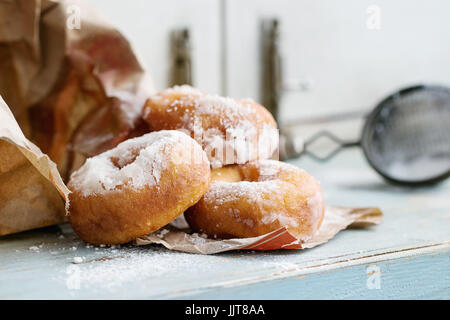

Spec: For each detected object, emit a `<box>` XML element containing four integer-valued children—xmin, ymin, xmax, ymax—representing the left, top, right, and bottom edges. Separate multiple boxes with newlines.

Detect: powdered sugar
<box><xmin>205</xmin><ymin>160</ymin><xmax>301</xmax><ymax>205</ymax></box>
<box><xmin>145</xmin><ymin>85</ymin><xmax>280</xmax><ymax>168</ymax></box>
<box><xmin>149</xmin><ymin>85</ymin><xmax>204</xmax><ymax>109</ymax></box>
<box><xmin>254</xmin><ymin>159</ymin><xmax>303</xmax><ymax>177</ymax></box>
<box><xmin>69</xmin><ymin>130</ymin><xmax>198</xmax><ymax>196</ymax></box>
<box><xmin>192</xmin><ymin>93</ymin><xmax>278</xmax><ymax>168</ymax></box>
<box><xmin>73</xmin><ymin>256</ymin><xmax>84</xmax><ymax>264</ymax></box>
<box><xmin>165</xmin><ymin>84</ymin><xmax>204</xmax><ymax>96</ymax></box>
<box><xmin>203</xmin><ymin>123</ymin><xmax>279</xmax><ymax>169</ymax></box>
<box><xmin>307</xmin><ymin>188</ymin><xmax>325</xmax><ymax>232</ymax></box>
<box><xmin>261</xmin><ymin>212</ymin><xmax>299</xmax><ymax>228</ymax></box>
<box><xmin>58</xmin><ymin>245</ymin><xmax>217</xmax><ymax>292</ymax></box>
<box><xmin>207</xmin><ymin>178</ymin><xmax>302</xmax><ymax>229</ymax></box>
<box><xmin>201</xmin><ymin>160</ymin><xmax>322</xmax><ymax>233</ymax></box>
<box><xmin>195</xmin><ymin>95</ymin><xmax>254</xmax><ymax>117</ymax></box>
<box><xmin>205</xmin><ymin>180</ymin><xmax>281</xmax><ymax>206</ymax></box>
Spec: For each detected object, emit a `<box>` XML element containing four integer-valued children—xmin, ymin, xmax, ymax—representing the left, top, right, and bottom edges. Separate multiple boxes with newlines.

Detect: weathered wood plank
<box><xmin>172</xmin><ymin>246</ymin><xmax>450</xmax><ymax>299</ymax></box>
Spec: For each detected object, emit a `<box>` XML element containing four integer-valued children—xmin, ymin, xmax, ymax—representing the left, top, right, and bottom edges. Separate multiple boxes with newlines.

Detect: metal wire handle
<box><xmin>284</xmin><ymin>130</ymin><xmax>360</xmax><ymax>161</ymax></box>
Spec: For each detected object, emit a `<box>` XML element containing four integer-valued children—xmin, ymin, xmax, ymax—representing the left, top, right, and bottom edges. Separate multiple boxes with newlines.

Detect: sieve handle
<box><xmin>283</xmin><ymin>130</ymin><xmax>360</xmax><ymax>161</ymax></box>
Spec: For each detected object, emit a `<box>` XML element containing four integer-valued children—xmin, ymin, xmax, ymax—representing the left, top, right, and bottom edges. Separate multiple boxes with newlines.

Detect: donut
<box><xmin>67</xmin><ymin>130</ymin><xmax>210</xmax><ymax>245</ymax></box>
<box><xmin>142</xmin><ymin>85</ymin><xmax>279</xmax><ymax>169</ymax></box>
<box><xmin>185</xmin><ymin>160</ymin><xmax>325</xmax><ymax>240</ymax></box>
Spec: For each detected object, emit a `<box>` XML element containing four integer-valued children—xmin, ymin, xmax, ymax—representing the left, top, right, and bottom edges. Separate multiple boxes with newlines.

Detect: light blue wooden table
<box><xmin>0</xmin><ymin>149</ymin><xmax>449</xmax><ymax>299</ymax></box>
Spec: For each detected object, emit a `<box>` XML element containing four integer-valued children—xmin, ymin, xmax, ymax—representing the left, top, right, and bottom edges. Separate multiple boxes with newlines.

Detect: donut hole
<box><xmin>211</xmin><ymin>164</ymin><xmax>275</xmax><ymax>184</ymax></box>
<box><xmin>211</xmin><ymin>166</ymin><xmax>243</xmax><ymax>183</ymax></box>
<box><xmin>240</xmin><ymin>166</ymin><xmax>261</xmax><ymax>182</ymax></box>
<box><xmin>110</xmin><ymin>148</ymin><xmax>141</xmax><ymax>169</ymax></box>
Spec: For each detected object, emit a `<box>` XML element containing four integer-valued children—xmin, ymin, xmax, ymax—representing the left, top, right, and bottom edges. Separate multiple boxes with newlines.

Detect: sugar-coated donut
<box><xmin>185</xmin><ymin>160</ymin><xmax>325</xmax><ymax>240</ymax></box>
<box><xmin>142</xmin><ymin>85</ymin><xmax>279</xmax><ymax>169</ymax></box>
<box><xmin>68</xmin><ymin>130</ymin><xmax>210</xmax><ymax>245</ymax></box>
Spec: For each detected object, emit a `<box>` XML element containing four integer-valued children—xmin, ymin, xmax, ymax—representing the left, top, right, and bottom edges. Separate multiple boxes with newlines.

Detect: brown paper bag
<box><xmin>0</xmin><ymin>96</ymin><xmax>69</xmax><ymax>236</ymax></box>
<box><xmin>0</xmin><ymin>0</ymin><xmax>153</xmax><ymax>181</ymax></box>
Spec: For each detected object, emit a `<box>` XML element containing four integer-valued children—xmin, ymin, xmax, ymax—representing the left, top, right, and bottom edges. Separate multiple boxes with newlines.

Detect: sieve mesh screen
<box><xmin>363</xmin><ymin>85</ymin><xmax>450</xmax><ymax>184</ymax></box>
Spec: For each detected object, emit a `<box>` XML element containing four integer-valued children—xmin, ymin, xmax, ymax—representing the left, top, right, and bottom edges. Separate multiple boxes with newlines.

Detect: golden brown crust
<box><xmin>68</xmin><ymin>131</ymin><xmax>210</xmax><ymax>245</ymax></box>
<box><xmin>142</xmin><ymin>85</ymin><xmax>279</xmax><ymax>168</ymax></box>
<box><xmin>185</xmin><ymin>160</ymin><xmax>325</xmax><ymax>240</ymax></box>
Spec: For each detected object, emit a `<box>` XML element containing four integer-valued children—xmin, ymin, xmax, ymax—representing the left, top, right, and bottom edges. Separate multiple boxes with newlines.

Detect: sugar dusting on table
<box><xmin>57</xmin><ymin>245</ymin><xmax>218</xmax><ymax>291</ymax></box>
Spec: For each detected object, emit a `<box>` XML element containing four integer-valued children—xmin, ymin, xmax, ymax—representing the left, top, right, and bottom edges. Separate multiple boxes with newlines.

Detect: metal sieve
<box><xmin>284</xmin><ymin>84</ymin><xmax>450</xmax><ymax>186</ymax></box>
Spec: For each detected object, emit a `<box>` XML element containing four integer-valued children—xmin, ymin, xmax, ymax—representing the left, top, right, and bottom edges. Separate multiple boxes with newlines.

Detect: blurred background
<box><xmin>93</xmin><ymin>0</ymin><xmax>450</xmax><ymax>149</ymax></box>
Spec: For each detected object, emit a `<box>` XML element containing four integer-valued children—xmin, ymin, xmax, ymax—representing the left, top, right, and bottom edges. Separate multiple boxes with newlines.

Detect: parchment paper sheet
<box><xmin>136</xmin><ymin>207</ymin><xmax>382</xmax><ymax>254</ymax></box>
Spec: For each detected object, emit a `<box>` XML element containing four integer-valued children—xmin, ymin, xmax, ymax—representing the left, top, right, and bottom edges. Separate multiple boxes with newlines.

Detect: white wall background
<box><xmin>91</xmin><ymin>0</ymin><xmax>450</xmax><ymax>125</ymax></box>
<box><xmin>93</xmin><ymin>0</ymin><xmax>222</xmax><ymax>95</ymax></box>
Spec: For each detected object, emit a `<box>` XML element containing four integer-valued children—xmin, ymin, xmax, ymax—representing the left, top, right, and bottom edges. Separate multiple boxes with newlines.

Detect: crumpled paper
<box><xmin>136</xmin><ymin>207</ymin><xmax>383</xmax><ymax>254</ymax></box>
<box><xmin>0</xmin><ymin>96</ymin><xmax>69</xmax><ymax>236</ymax></box>
<box><xmin>0</xmin><ymin>0</ymin><xmax>153</xmax><ymax>180</ymax></box>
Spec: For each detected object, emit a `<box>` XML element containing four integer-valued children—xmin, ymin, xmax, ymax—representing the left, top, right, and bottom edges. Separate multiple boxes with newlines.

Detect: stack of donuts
<box><xmin>68</xmin><ymin>85</ymin><xmax>325</xmax><ymax>245</ymax></box>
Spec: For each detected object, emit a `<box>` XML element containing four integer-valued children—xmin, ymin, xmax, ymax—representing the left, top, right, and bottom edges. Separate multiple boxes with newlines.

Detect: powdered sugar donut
<box><xmin>142</xmin><ymin>85</ymin><xmax>279</xmax><ymax>169</ymax></box>
<box><xmin>185</xmin><ymin>160</ymin><xmax>324</xmax><ymax>240</ymax></box>
<box><xmin>68</xmin><ymin>130</ymin><xmax>210</xmax><ymax>245</ymax></box>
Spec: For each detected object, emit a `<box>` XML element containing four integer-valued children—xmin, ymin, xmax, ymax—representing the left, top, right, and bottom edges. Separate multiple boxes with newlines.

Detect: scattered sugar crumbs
<box><xmin>56</xmin><ymin>245</ymin><xmax>220</xmax><ymax>291</ymax></box>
